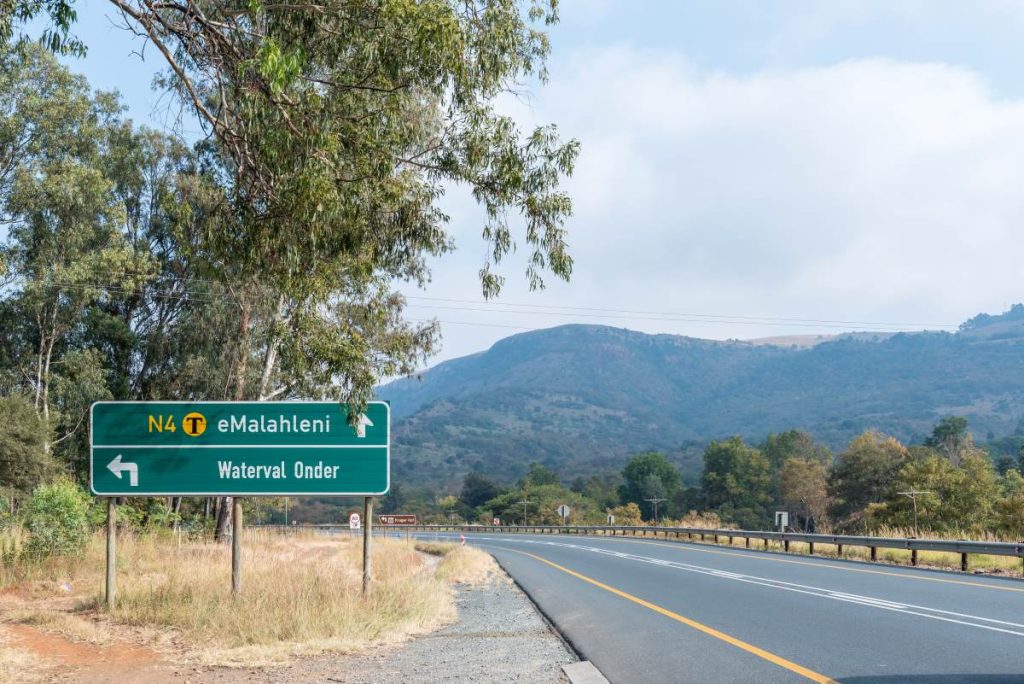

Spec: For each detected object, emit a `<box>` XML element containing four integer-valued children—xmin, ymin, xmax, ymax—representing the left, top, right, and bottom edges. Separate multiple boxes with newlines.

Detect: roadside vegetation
<box><xmin>0</xmin><ymin>524</ymin><xmax>496</xmax><ymax>675</ymax></box>
<box><xmin>432</xmin><ymin>417</ymin><xmax>1024</xmax><ymax>543</ymax></box>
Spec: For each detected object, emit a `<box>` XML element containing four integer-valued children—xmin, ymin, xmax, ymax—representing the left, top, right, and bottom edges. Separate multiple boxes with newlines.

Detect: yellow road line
<box><xmin>594</xmin><ymin>535</ymin><xmax>1024</xmax><ymax>594</ymax></box>
<box><xmin>506</xmin><ymin>547</ymin><xmax>837</xmax><ymax>684</ymax></box>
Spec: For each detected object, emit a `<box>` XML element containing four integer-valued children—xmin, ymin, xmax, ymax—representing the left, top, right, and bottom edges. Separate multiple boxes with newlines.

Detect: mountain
<box><xmin>379</xmin><ymin>305</ymin><xmax>1024</xmax><ymax>487</ymax></box>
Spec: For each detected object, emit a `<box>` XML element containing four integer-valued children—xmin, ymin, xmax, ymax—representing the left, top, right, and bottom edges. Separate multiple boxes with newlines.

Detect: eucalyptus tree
<box><xmin>0</xmin><ymin>46</ymin><xmax>149</xmax><ymax>458</ymax></box>
<box><xmin>13</xmin><ymin>2</ymin><xmax>580</xmax><ymax>534</ymax></box>
<box><xmin>12</xmin><ymin>0</ymin><xmax>580</xmax><ymax>409</ymax></box>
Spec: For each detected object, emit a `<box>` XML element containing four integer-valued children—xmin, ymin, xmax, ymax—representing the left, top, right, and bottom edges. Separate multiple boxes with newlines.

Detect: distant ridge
<box><xmin>379</xmin><ymin>306</ymin><xmax>1024</xmax><ymax>487</ymax></box>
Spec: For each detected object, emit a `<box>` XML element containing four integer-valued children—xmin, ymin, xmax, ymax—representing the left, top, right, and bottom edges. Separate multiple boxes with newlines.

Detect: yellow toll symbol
<box><xmin>182</xmin><ymin>412</ymin><xmax>207</xmax><ymax>437</ymax></box>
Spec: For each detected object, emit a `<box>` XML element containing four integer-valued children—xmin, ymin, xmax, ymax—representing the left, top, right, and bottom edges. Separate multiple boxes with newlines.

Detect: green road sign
<box><xmin>90</xmin><ymin>401</ymin><xmax>389</xmax><ymax>496</ymax></box>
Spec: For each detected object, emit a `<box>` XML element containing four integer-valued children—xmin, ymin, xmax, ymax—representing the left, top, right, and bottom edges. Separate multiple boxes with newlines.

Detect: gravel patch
<box><xmin>230</xmin><ymin>569</ymin><xmax>577</xmax><ymax>683</ymax></box>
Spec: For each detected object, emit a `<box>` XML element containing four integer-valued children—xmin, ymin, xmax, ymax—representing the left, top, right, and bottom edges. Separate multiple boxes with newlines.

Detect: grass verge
<box><xmin>1</xmin><ymin>529</ymin><xmax>491</xmax><ymax>668</ymax></box>
<box><xmin>415</xmin><ymin>542</ymin><xmax>497</xmax><ymax>585</ymax></box>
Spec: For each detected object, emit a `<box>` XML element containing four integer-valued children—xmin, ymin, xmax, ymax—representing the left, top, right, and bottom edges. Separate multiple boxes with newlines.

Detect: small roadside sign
<box><xmin>557</xmin><ymin>504</ymin><xmax>571</xmax><ymax>523</ymax></box>
<box><xmin>349</xmin><ymin>512</ymin><xmax>361</xmax><ymax>530</ymax></box>
<box><xmin>774</xmin><ymin>511</ymin><xmax>789</xmax><ymax>531</ymax></box>
<box><xmin>378</xmin><ymin>514</ymin><xmax>416</xmax><ymax>525</ymax></box>
<box><xmin>607</xmin><ymin>514</ymin><xmax>615</xmax><ymax>525</ymax></box>
<box><xmin>492</xmin><ymin>517</ymin><xmax>500</xmax><ymax>526</ymax></box>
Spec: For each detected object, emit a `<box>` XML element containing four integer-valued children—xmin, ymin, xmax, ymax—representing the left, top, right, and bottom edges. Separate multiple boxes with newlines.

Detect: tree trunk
<box><xmin>258</xmin><ymin>295</ymin><xmax>286</xmax><ymax>400</ymax></box>
<box><xmin>33</xmin><ymin>311</ymin><xmax>46</xmax><ymax>414</ymax></box>
<box><xmin>216</xmin><ymin>298</ymin><xmax>252</xmax><ymax>542</ymax></box>
<box><xmin>40</xmin><ymin>331</ymin><xmax>56</xmax><ymax>454</ymax></box>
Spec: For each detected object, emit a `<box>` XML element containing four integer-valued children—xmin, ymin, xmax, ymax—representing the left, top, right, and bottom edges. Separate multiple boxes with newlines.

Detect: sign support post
<box><xmin>231</xmin><ymin>497</ymin><xmax>243</xmax><ymax>596</ymax></box>
<box><xmin>363</xmin><ymin>496</ymin><xmax>373</xmax><ymax>597</ymax></box>
<box><xmin>105</xmin><ymin>498</ymin><xmax>116</xmax><ymax>608</ymax></box>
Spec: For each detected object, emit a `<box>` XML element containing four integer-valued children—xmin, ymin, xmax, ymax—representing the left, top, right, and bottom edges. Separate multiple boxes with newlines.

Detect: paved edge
<box><xmin>562</xmin><ymin>661</ymin><xmax>610</xmax><ymax>684</ymax></box>
<box><xmin>488</xmin><ymin>551</ymin><xmax>614</xmax><ymax>683</ymax></box>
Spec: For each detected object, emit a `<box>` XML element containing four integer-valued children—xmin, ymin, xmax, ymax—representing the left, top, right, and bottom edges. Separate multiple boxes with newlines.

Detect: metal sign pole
<box><xmin>105</xmin><ymin>498</ymin><xmax>116</xmax><ymax>608</ymax></box>
<box><xmin>363</xmin><ymin>496</ymin><xmax>374</xmax><ymax>597</ymax></box>
<box><xmin>231</xmin><ymin>497</ymin><xmax>243</xmax><ymax>596</ymax></box>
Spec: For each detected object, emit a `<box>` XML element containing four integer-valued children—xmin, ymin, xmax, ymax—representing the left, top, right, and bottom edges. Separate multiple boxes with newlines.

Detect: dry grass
<box><xmin>0</xmin><ymin>528</ymin><xmax>480</xmax><ymax>667</ymax></box>
<box><xmin>6</xmin><ymin>610</ymin><xmax>111</xmax><ymax>645</ymax></box>
<box><xmin>414</xmin><ymin>541</ymin><xmax>455</xmax><ymax>557</ymax></box>
<box><xmin>0</xmin><ymin>640</ymin><xmax>38</xmax><ymax>684</ymax></box>
<box><xmin>0</xmin><ymin>618</ymin><xmax>40</xmax><ymax>684</ymax></box>
<box><xmin>0</xmin><ymin>527</ymin><xmax>25</xmax><ymax>567</ymax></box>
<box><xmin>421</xmin><ymin>544</ymin><xmax>498</xmax><ymax>585</ymax></box>
<box><xmin>105</xmin><ymin>532</ymin><xmax>454</xmax><ymax>665</ymax></box>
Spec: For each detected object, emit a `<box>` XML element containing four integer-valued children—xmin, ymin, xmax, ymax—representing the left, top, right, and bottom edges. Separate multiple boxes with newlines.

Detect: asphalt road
<box><xmin>416</xmin><ymin>531</ymin><xmax>1024</xmax><ymax>683</ymax></box>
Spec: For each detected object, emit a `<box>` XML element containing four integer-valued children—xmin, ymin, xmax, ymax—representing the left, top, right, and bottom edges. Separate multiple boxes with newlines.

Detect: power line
<box><xmin>405</xmin><ymin>295</ymin><xmax>958</xmax><ymax>329</ymax></box>
<box><xmin>3</xmin><ymin>275</ymin><xmax>961</xmax><ymax>334</ymax></box>
<box><xmin>403</xmin><ymin>303</ymin><xmax>922</xmax><ymax>331</ymax></box>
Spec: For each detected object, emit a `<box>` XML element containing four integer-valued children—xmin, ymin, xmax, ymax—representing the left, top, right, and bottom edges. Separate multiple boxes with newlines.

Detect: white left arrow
<box><xmin>107</xmin><ymin>454</ymin><xmax>139</xmax><ymax>487</ymax></box>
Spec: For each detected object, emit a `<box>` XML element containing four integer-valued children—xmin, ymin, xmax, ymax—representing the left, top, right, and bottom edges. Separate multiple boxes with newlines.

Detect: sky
<box><xmin>38</xmin><ymin>1</ymin><xmax>1024</xmax><ymax>365</ymax></box>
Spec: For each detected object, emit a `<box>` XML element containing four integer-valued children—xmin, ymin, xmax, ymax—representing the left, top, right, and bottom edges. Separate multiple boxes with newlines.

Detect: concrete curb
<box><xmin>563</xmin><ymin>661</ymin><xmax>611</xmax><ymax>684</ymax></box>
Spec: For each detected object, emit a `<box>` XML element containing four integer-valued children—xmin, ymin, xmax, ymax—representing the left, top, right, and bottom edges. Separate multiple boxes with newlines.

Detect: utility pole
<box><xmin>644</xmin><ymin>496</ymin><xmax>667</xmax><ymax>524</ymax></box>
<box><xmin>517</xmin><ymin>498</ymin><xmax>532</xmax><ymax>526</ymax></box>
<box><xmin>897</xmin><ymin>489</ymin><xmax>932</xmax><ymax>536</ymax></box>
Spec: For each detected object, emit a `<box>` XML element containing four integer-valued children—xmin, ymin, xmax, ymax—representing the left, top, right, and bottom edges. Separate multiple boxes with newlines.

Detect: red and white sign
<box><xmin>349</xmin><ymin>512</ymin><xmax>361</xmax><ymax>530</ymax></box>
<box><xmin>492</xmin><ymin>517</ymin><xmax>500</xmax><ymax>526</ymax></box>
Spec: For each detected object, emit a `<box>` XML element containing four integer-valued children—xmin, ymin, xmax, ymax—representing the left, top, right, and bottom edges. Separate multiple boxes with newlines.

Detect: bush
<box><xmin>23</xmin><ymin>480</ymin><xmax>91</xmax><ymax>559</ymax></box>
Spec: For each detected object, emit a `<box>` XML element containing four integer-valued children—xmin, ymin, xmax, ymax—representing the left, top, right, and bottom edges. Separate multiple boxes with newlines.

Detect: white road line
<box><xmin>451</xmin><ymin>534</ymin><xmax>1024</xmax><ymax>637</ymax></box>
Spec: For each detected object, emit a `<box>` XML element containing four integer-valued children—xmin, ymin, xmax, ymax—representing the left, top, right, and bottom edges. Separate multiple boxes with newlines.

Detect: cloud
<box><xmin>410</xmin><ymin>46</ymin><xmax>1024</xmax><ymax>362</ymax></box>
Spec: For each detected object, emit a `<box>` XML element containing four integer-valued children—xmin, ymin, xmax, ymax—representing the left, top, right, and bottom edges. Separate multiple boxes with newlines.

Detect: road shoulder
<box><xmin>242</xmin><ymin>565</ymin><xmax>578</xmax><ymax>683</ymax></box>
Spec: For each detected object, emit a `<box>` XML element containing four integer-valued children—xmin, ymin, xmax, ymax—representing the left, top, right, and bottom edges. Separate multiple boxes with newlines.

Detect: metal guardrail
<box><xmin>368</xmin><ymin>524</ymin><xmax>1024</xmax><ymax>572</ymax></box>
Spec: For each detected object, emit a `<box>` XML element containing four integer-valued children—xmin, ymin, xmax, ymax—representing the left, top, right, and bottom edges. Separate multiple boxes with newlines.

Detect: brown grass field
<box><xmin>0</xmin><ymin>528</ymin><xmax>495</xmax><ymax>681</ymax></box>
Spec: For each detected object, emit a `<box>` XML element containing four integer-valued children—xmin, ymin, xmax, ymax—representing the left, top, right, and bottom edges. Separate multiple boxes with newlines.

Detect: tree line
<box><xmin>438</xmin><ymin>417</ymin><xmax>1024</xmax><ymax>537</ymax></box>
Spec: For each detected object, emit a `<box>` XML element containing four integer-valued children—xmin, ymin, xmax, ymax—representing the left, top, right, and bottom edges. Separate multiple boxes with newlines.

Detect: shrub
<box><xmin>608</xmin><ymin>502</ymin><xmax>643</xmax><ymax>526</ymax></box>
<box><xmin>23</xmin><ymin>479</ymin><xmax>91</xmax><ymax>559</ymax></box>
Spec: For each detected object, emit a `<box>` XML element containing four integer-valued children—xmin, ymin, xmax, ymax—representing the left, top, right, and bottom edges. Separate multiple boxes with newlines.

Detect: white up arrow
<box><xmin>355</xmin><ymin>413</ymin><xmax>373</xmax><ymax>438</ymax></box>
<box><xmin>107</xmin><ymin>454</ymin><xmax>139</xmax><ymax>487</ymax></box>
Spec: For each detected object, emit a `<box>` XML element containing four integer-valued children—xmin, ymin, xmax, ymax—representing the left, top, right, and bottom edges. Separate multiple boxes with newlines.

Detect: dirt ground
<box><xmin>0</xmin><ymin>547</ymin><xmax>573</xmax><ymax>684</ymax></box>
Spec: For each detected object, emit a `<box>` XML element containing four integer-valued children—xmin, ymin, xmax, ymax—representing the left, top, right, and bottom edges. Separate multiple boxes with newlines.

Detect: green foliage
<box><xmin>778</xmin><ymin>457</ymin><xmax>829</xmax><ymax>529</ymax></box>
<box><xmin>484</xmin><ymin>482</ymin><xmax>595</xmax><ymax>525</ymax></box>
<box><xmin>924</xmin><ymin>416</ymin><xmax>974</xmax><ymax>464</ymax></box>
<box><xmin>619</xmin><ymin>452</ymin><xmax>682</xmax><ymax>520</ymax></box>
<box><xmin>607</xmin><ymin>502</ymin><xmax>642</xmax><ymax>526</ymax></box>
<box><xmin>521</xmin><ymin>462</ymin><xmax>560</xmax><ymax>487</ymax></box>
<box><xmin>700</xmin><ymin>437</ymin><xmax>772</xmax><ymax>529</ymax></box>
<box><xmin>1</xmin><ymin>1</ymin><xmax>85</xmax><ymax>56</ymax></box>
<box><xmin>17</xmin><ymin>1</ymin><xmax>581</xmax><ymax>413</ymax></box>
<box><xmin>572</xmin><ymin>473</ymin><xmax>622</xmax><ymax>512</ymax></box>
<box><xmin>22</xmin><ymin>478</ymin><xmax>90</xmax><ymax>558</ymax></box>
<box><xmin>868</xmin><ymin>451</ymin><xmax>999</xmax><ymax>534</ymax></box>
<box><xmin>828</xmin><ymin>431</ymin><xmax>911</xmax><ymax>530</ymax></box>
<box><xmin>763</xmin><ymin>430</ymin><xmax>831</xmax><ymax>470</ymax></box>
<box><xmin>0</xmin><ymin>394</ymin><xmax>54</xmax><ymax>493</ymax></box>
<box><xmin>458</xmin><ymin>472</ymin><xmax>503</xmax><ymax>512</ymax></box>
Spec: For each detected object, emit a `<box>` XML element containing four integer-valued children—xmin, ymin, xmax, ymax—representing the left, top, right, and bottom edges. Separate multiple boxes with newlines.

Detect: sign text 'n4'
<box><xmin>89</xmin><ymin>401</ymin><xmax>390</xmax><ymax>496</ymax></box>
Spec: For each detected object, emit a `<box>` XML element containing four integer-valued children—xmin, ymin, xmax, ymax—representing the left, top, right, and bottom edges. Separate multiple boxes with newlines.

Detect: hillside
<box><xmin>379</xmin><ymin>305</ymin><xmax>1024</xmax><ymax>487</ymax></box>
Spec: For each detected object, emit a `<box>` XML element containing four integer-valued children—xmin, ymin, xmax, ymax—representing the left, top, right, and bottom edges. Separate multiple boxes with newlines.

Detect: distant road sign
<box><xmin>349</xmin><ymin>513</ymin><xmax>361</xmax><ymax>529</ymax></box>
<box><xmin>557</xmin><ymin>504</ymin><xmax>571</xmax><ymax>522</ymax></box>
<box><xmin>379</xmin><ymin>514</ymin><xmax>417</xmax><ymax>525</ymax></box>
<box><xmin>607</xmin><ymin>514</ymin><xmax>615</xmax><ymax>525</ymax></box>
<box><xmin>89</xmin><ymin>401</ymin><xmax>389</xmax><ymax>496</ymax></box>
<box><xmin>492</xmin><ymin>517</ymin><xmax>500</xmax><ymax>526</ymax></box>
<box><xmin>775</xmin><ymin>511</ymin><xmax>789</xmax><ymax>531</ymax></box>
